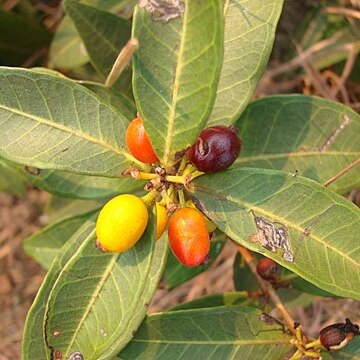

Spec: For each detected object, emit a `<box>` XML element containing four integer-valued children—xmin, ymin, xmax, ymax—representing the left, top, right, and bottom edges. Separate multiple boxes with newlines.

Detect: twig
<box><xmin>330</xmin><ymin>44</ymin><xmax>357</xmax><ymax>100</ymax></box>
<box><xmin>323</xmin><ymin>157</ymin><xmax>360</xmax><ymax>187</ymax></box>
<box><xmin>324</xmin><ymin>7</ymin><xmax>360</xmax><ymax>20</ymax></box>
<box><xmin>323</xmin><ymin>70</ymin><xmax>350</xmax><ymax>104</ymax></box>
<box><xmin>268</xmin><ymin>33</ymin><xmax>353</xmax><ymax>78</ymax></box>
<box><xmin>237</xmin><ymin>245</ymin><xmax>297</xmax><ymax>335</ymax></box>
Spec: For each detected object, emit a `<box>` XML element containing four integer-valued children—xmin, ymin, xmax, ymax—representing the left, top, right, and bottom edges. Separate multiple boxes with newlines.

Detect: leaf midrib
<box><xmin>130</xmin><ymin>338</ymin><xmax>290</xmax><ymax>345</ymax></box>
<box><xmin>0</xmin><ymin>103</ymin><xmax>137</xmax><ymax>165</ymax></box>
<box><xmin>64</xmin><ymin>255</ymin><xmax>118</xmax><ymax>355</ymax></box>
<box><xmin>163</xmin><ymin>2</ymin><xmax>188</xmax><ymax>165</ymax></box>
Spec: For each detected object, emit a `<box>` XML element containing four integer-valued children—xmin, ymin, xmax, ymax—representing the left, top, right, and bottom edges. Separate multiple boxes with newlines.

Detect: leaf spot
<box><xmin>249</xmin><ymin>213</ymin><xmax>294</xmax><ymax>262</ymax></box>
<box><xmin>100</xmin><ymin>328</ymin><xmax>108</xmax><ymax>337</ymax></box>
<box><xmin>139</xmin><ymin>0</ymin><xmax>185</xmax><ymax>22</ymax></box>
<box><xmin>68</xmin><ymin>352</ymin><xmax>83</xmax><ymax>360</ymax></box>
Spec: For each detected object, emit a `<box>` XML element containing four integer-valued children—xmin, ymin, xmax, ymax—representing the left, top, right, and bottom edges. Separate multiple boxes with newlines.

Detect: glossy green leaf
<box><xmin>133</xmin><ymin>1</ymin><xmax>223</xmax><ymax>167</ymax></box>
<box><xmin>64</xmin><ymin>1</ymin><xmax>133</xmax><ymax>97</ymax></box>
<box><xmin>81</xmin><ymin>81</ymin><xmax>136</xmax><ymax>120</ymax></box>
<box><xmin>22</xmin><ymin>219</ymin><xmax>97</xmax><ymax>360</ymax></box>
<box><xmin>44</xmin><ymin>212</ymin><xmax>168</xmax><ymax>359</ymax></box>
<box><xmin>0</xmin><ymin>67</ymin><xmax>145</xmax><ymax>175</ymax></box>
<box><xmin>207</xmin><ymin>0</ymin><xmax>284</xmax><ymax>126</ymax></box>
<box><xmin>0</xmin><ymin>156</ymin><xmax>26</xmax><ymax>195</ymax></box>
<box><xmin>235</xmin><ymin>95</ymin><xmax>360</xmax><ymax>194</ymax></box>
<box><xmin>23</xmin><ymin>211</ymin><xmax>98</xmax><ymax>269</ymax></box>
<box><xmin>49</xmin><ymin>0</ymin><xmax>132</xmax><ymax>70</ymax></box>
<box><xmin>165</xmin><ymin>233</ymin><xmax>225</xmax><ymax>289</ymax></box>
<box><xmin>0</xmin><ymin>11</ymin><xmax>51</xmax><ymax>66</ymax></box>
<box><xmin>119</xmin><ymin>306</ymin><xmax>292</xmax><ymax>359</ymax></box>
<box><xmin>192</xmin><ymin>167</ymin><xmax>360</xmax><ymax>300</ymax></box>
<box><xmin>170</xmin><ymin>292</ymin><xmax>248</xmax><ymax>311</ymax></box>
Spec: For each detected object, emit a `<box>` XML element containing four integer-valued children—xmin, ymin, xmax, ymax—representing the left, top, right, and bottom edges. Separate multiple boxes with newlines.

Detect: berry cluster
<box><xmin>95</xmin><ymin>116</ymin><xmax>242</xmax><ymax>267</ymax></box>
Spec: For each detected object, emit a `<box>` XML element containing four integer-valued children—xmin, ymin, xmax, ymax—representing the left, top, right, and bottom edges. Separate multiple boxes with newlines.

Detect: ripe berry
<box><xmin>155</xmin><ymin>203</ymin><xmax>168</xmax><ymax>240</ymax></box>
<box><xmin>319</xmin><ymin>318</ymin><xmax>359</xmax><ymax>350</ymax></box>
<box><xmin>185</xmin><ymin>200</ymin><xmax>216</xmax><ymax>233</ymax></box>
<box><xmin>187</xmin><ymin>125</ymin><xmax>241</xmax><ymax>173</ymax></box>
<box><xmin>168</xmin><ymin>208</ymin><xmax>210</xmax><ymax>267</ymax></box>
<box><xmin>256</xmin><ymin>257</ymin><xmax>279</xmax><ymax>281</ymax></box>
<box><xmin>96</xmin><ymin>194</ymin><xmax>148</xmax><ymax>252</ymax></box>
<box><xmin>126</xmin><ymin>116</ymin><xmax>159</xmax><ymax>163</ymax></box>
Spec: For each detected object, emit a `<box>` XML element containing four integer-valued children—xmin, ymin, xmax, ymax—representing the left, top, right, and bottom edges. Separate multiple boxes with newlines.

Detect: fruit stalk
<box><xmin>237</xmin><ymin>245</ymin><xmax>297</xmax><ymax>335</ymax></box>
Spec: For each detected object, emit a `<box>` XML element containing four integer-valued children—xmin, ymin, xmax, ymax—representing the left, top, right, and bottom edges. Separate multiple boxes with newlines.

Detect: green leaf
<box><xmin>0</xmin><ymin>156</ymin><xmax>26</xmax><ymax>196</ymax></box>
<box><xmin>282</xmin><ymin>269</ymin><xmax>337</xmax><ymax>298</ymax></box>
<box><xmin>165</xmin><ymin>233</ymin><xmax>225</xmax><ymax>289</ymax></box>
<box><xmin>64</xmin><ymin>1</ymin><xmax>133</xmax><ymax>96</ymax></box>
<box><xmin>81</xmin><ymin>81</ymin><xmax>136</xmax><ymax>120</ymax></box>
<box><xmin>49</xmin><ymin>16</ymin><xmax>89</xmax><ymax>70</ymax></box>
<box><xmin>49</xmin><ymin>0</ymin><xmax>132</xmax><ymax>70</ymax></box>
<box><xmin>22</xmin><ymin>219</ymin><xmax>97</xmax><ymax>360</ymax></box>
<box><xmin>235</xmin><ymin>95</ymin><xmax>360</xmax><ymax>194</ymax></box>
<box><xmin>23</xmin><ymin>167</ymin><xmax>144</xmax><ymax>199</ymax></box>
<box><xmin>170</xmin><ymin>292</ymin><xmax>248</xmax><ymax>311</ymax></box>
<box><xmin>44</xmin><ymin>196</ymin><xmax>104</xmax><ymax>223</ymax></box>
<box><xmin>192</xmin><ymin>167</ymin><xmax>360</xmax><ymax>300</ymax></box>
<box><xmin>119</xmin><ymin>306</ymin><xmax>292</xmax><ymax>359</ymax></box>
<box><xmin>23</xmin><ymin>211</ymin><xmax>98</xmax><ymax>269</ymax></box>
<box><xmin>0</xmin><ymin>67</ymin><xmax>145</xmax><ymax>175</ymax></box>
<box><xmin>133</xmin><ymin>1</ymin><xmax>223</xmax><ymax>167</ymax></box>
<box><xmin>207</xmin><ymin>0</ymin><xmax>284</xmax><ymax>126</ymax></box>
<box><xmin>233</xmin><ymin>253</ymin><xmax>259</xmax><ymax>292</ymax></box>
<box><xmin>0</xmin><ymin>11</ymin><xmax>51</xmax><ymax>66</ymax></box>
<box><xmin>276</xmin><ymin>289</ymin><xmax>315</xmax><ymax>309</ymax></box>
<box><xmin>43</xmin><ymin>212</ymin><xmax>168</xmax><ymax>359</ymax></box>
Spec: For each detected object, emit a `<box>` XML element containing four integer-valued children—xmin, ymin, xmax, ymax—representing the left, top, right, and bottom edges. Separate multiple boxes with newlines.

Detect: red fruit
<box><xmin>126</xmin><ymin>116</ymin><xmax>159</xmax><ymax>163</ymax></box>
<box><xmin>168</xmin><ymin>208</ymin><xmax>210</xmax><ymax>267</ymax></box>
<box><xmin>256</xmin><ymin>258</ymin><xmax>279</xmax><ymax>281</ymax></box>
<box><xmin>187</xmin><ymin>125</ymin><xmax>241</xmax><ymax>173</ymax></box>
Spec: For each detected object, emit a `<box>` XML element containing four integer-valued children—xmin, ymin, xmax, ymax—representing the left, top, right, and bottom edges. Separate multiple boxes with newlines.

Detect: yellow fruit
<box><xmin>185</xmin><ymin>200</ymin><xmax>217</xmax><ymax>233</ymax></box>
<box><xmin>96</xmin><ymin>194</ymin><xmax>148</xmax><ymax>252</ymax></box>
<box><xmin>156</xmin><ymin>203</ymin><xmax>168</xmax><ymax>240</ymax></box>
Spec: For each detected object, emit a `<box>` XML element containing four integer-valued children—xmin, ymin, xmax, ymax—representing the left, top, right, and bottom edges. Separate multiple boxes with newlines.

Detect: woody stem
<box><xmin>237</xmin><ymin>245</ymin><xmax>297</xmax><ymax>335</ymax></box>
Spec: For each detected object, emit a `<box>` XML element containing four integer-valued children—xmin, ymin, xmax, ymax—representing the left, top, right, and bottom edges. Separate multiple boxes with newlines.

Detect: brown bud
<box><xmin>319</xmin><ymin>318</ymin><xmax>359</xmax><ymax>350</ymax></box>
<box><xmin>256</xmin><ymin>257</ymin><xmax>279</xmax><ymax>281</ymax></box>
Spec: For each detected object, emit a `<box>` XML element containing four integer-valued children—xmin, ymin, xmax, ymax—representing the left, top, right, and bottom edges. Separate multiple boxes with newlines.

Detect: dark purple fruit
<box><xmin>187</xmin><ymin>125</ymin><xmax>241</xmax><ymax>173</ymax></box>
<box><xmin>256</xmin><ymin>257</ymin><xmax>279</xmax><ymax>281</ymax></box>
<box><xmin>319</xmin><ymin>318</ymin><xmax>359</xmax><ymax>350</ymax></box>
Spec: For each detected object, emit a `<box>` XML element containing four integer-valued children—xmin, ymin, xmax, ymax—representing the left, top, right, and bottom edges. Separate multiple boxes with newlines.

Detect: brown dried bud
<box><xmin>256</xmin><ymin>257</ymin><xmax>279</xmax><ymax>281</ymax></box>
<box><xmin>319</xmin><ymin>318</ymin><xmax>359</xmax><ymax>350</ymax></box>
